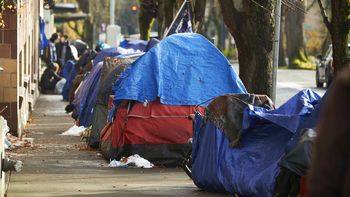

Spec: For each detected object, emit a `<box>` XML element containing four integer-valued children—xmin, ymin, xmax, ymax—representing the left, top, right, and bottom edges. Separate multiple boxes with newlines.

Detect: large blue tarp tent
<box><xmin>102</xmin><ymin>33</ymin><xmax>247</xmax><ymax>166</ymax></box>
<box><xmin>112</xmin><ymin>33</ymin><xmax>247</xmax><ymax>106</ymax></box>
<box><xmin>191</xmin><ymin>89</ymin><xmax>321</xmax><ymax>197</ymax></box>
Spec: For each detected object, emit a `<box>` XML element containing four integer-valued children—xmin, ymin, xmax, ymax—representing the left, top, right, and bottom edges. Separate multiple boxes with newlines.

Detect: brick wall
<box><xmin>0</xmin><ymin>1</ymin><xmax>18</xmax><ymax>133</ymax></box>
<box><xmin>0</xmin><ymin>0</ymin><xmax>42</xmax><ymax>135</ymax></box>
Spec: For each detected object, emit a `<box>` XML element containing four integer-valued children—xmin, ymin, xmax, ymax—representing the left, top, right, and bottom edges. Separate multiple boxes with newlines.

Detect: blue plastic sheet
<box><xmin>191</xmin><ymin>89</ymin><xmax>321</xmax><ymax>197</ymax></box>
<box><xmin>120</xmin><ymin>39</ymin><xmax>148</xmax><ymax>52</ymax></box>
<box><xmin>112</xmin><ymin>33</ymin><xmax>247</xmax><ymax>106</ymax></box>
<box><xmin>61</xmin><ymin>60</ymin><xmax>77</xmax><ymax>101</ymax></box>
<box><xmin>92</xmin><ymin>47</ymin><xmax>138</xmax><ymax>66</ymax></box>
<box><xmin>39</xmin><ymin>17</ymin><xmax>49</xmax><ymax>52</ymax></box>
<box><xmin>73</xmin><ymin>62</ymin><xmax>103</xmax><ymax>127</ymax></box>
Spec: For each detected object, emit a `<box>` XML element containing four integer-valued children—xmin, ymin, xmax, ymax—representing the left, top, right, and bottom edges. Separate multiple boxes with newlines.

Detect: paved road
<box><xmin>232</xmin><ymin>65</ymin><xmax>326</xmax><ymax>106</ymax></box>
<box><xmin>6</xmin><ymin>68</ymin><xmax>324</xmax><ymax>196</ymax></box>
<box><xmin>6</xmin><ymin>95</ymin><xmax>228</xmax><ymax>197</ymax></box>
<box><xmin>275</xmin><ymin>68</ymin><xmax>326</xmax><ymax>106</ymax></box>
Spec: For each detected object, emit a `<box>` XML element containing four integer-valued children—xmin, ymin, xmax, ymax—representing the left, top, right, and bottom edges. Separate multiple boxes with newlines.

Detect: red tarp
<box><xmin>100</xmin><ymin>98</ymin><xmax>204</xmax><ymax>165</ymax></box>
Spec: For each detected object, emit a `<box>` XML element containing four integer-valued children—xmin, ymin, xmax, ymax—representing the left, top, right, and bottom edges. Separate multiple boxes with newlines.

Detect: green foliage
<box><xmin>0</xmin><ymin>0</ymin><xmax>16</xmax><ymax>28</ymax></box>
<box><xmin>292</xmin><ymin>51</ymin><xmax>317</xmax><ymax>70</ymax></box>
<box><xmin>223</xmin><ymin>47</ymin><xmax>237</xmax><ymax>60</ymax></box>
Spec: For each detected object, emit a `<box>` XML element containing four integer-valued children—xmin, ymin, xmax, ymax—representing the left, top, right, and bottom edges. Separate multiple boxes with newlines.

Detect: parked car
<box><xmin>316</xmin><ymin>44</ymin><xmax>350</xmax><ymax>88</ymax></box>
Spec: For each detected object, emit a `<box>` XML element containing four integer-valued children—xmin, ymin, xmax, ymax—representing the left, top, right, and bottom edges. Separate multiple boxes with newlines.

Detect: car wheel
<box><xmin>326</xmin><ymin>75</ymin><xmax>333</xmax><ymax>88</ymax></box>
<box><xmin>326</xmin><ymin>68</ymin><xmax>333</xmax><ymax>88</ymax></box>
<box><xmin>316</xmin><ymin>70</ymin><xmax>323</xmax><ymax>88</ymax></box>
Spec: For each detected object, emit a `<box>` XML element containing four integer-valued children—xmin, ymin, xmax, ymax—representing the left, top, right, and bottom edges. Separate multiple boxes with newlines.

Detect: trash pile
<box><xmin>108</xmin><ymin>154</ymin><xmax>154</xmax><ymax>169</ymax></box>
<box><xmin>61</xmin><ymin>125</ymin><xmax>86</xmax><ymax>137</ymax></box>
<box><xmin>1</xmin><ymin>117</ymin><xmax>34</xmax><ymax>150</ymax></box>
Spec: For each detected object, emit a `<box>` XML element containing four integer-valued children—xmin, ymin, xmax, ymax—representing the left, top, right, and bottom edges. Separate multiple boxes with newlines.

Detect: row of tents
<box><xmin>58</xmin><ymin>33</ymin><xmax>323</xmax><ymax>197</ymax></box>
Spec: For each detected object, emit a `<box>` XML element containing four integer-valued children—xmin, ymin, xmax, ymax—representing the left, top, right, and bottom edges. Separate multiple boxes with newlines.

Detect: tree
<box><xmin>192</xmin><ymin>0</ymin><xmax>207</xmax><ymax>33</ymax></box>
<box><xmin>318</xmin><ymin>0</ymin><xmax>350</xmax><ymax>74</ymax></box>
<box><xmin>284</xmin><ymin>0</ymin><xmax>307</xmax><ymax>68</ymax></box>
<box><xmin>157</xmin><ymin>0</ymin><xmax>177</xmax><ymax>39</ymax></box>
<box><xmin>218</xmin><ymin>0</ymin><xmax>274</xmax><ymax>96</ymax></box>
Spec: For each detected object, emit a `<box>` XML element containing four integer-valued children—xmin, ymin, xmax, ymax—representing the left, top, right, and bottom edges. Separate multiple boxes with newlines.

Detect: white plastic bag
<box><xmin>55</xmin><ymin>78</ymin><xmax>66</xmax><ymax>94</ymax></box>
<box><xmin>61</xmin><ymin>125</ymin><xmax>86</xmax><ymax>136</ymax></box>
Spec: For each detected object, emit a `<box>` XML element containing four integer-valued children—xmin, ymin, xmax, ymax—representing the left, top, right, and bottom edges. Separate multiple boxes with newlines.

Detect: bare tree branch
<box><xmin>317</xmin><ymin>0</ymin><xmax>331</xmax><ymax>31</ymax></box>
<box><xmin>307</xmin><ymin>0</ymin><xmax>317</xmax><ymax>11</ymax></box>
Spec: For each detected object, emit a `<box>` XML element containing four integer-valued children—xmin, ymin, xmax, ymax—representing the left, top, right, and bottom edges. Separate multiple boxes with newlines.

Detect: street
<box><xmin>275</xmin><ymin>68</ymin><xmax>326</xmax><ymax>106</ymax></box>
<box><xmin>5</xmin><ymin>68</ymin><xmax>324</xmax><ymax>197</ymax></box>
<box><xmin>232</xmin><ymin>64</ymin><xmax>326</xmax><ymax>106</ymax></box>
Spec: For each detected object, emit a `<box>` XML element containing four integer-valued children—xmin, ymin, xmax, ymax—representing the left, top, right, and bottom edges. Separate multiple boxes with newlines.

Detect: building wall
<box><xmin>0</xmin><ymin>0</ymin><xmax>42</xmax><ymax>136</ymax></box>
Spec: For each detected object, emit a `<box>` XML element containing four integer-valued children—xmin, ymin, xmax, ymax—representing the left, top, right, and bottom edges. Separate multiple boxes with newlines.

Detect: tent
<box><xmin>73</xmin><ymin>61</ymin><xmax>103</xmax><ymax>127</ymax></box>
<box><xmin>88</xmin><ymin>57</ymin><xmax>134</xmax><ymax>148</ymax></box>
<box><xmin>61</xmin><ymin>60</ymin><xmax>77</xmax><ymax>101</ymax></box>
<box><xmin>120</xmin><ymin>39</ymin><xmax>148</xmax><ymax>52</ymax></box>
<box><xmin>99</xmin><ymin>33</ymin><xmax>246</xmax><ymax>166</ymax></box>
<box><xmin>92</xmin><ymin>47</ymin><xmax>138</xmax><ymax>66</ymax></box>
<box><xmin>191</xmin><ymin>89</ymin><xmax>321</xmax><ymax>197</ymax></box>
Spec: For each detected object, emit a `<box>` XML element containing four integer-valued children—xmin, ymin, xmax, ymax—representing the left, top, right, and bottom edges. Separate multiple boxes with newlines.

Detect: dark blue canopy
<box><xmin>92</xmin><ymin>47</ymin><xmax>138</xmax><ymax>66</ymax></box>
<box><xmin>120</xmin><ymin>39</ymin><xmax>148</xmax><ymax>52</ymax></box>
<box><xmin>61</xmin><ymin>60</ymin><xmax>77</xmax><ymax>101</ymax></box>
<box><xmin>112</xmin><ymin>33</ymin><xmax>246</xmax><ymax>106</ymax></box>
<box><xmin>191</xmin><ymin>89</ymin><xmax>322</xmax><ymax>197</ymax></box>
<box><xmin>73</xmin><ymin>62</ymin><xmax>103</xmax><ymax>127</ymax></box>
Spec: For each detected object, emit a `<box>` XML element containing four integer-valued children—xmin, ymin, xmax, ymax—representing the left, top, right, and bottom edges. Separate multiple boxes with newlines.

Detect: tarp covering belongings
<box><xmin>73</xmin><ymin>51</ymin><xmax>143</xmax><ymax>127</ymax></box>
<box><xmin>191</xmin><ymin>89</ymin><xmax>321</xmax><ymax>197</ymax></box>
<box><xmin>88</xmin><ymin>58</ymin><xmax>134</xmax><ymax>148</ymax></box>
<box><xmin>61</xmin><ymin>60</ymin><xmax>77</xmax><ymax>101</ymax></box>
<box><xmin>73</xmin><ymin>62</ymin><xmax>103</xmax><ymax>127</ymax></box>
<box><xmin>112</xmin><ymin>33</ymin><xmax>247</xmax><ymax>106</ymax></box>
<box><xmin>120</xmin><ymin>40</ymin><xmax>148</xmax><ymax>52</ymax></box>
<box><xmin>92</xmin><ymin>47</ymin><xmax>140</xmax><ymax>66</ymax></box>
<box><xmin>101</xmin><ymin>33</ymin><xmax>246</xmax><ymax>166</ymax></box>
<box><xmin>274</xmin><ymin>128</ymin><xmax>317</xmax><ymax>196</ymax></box>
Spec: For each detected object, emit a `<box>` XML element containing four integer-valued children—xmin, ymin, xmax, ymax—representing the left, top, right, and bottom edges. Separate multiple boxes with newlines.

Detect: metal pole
<box><xmin>110</xmin><ymin>0</ymin><xmax>115</xmax><ymax>25</ymax></box>
<box><xmin>271</xmin><ymin>0</ymin><xmax>282</xmax><ymax>102</ymax></box>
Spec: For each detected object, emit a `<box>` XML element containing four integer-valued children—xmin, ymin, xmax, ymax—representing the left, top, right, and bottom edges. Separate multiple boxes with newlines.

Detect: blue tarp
<box><xmin>73</xmin><ymin>62</ymin><xmax>103</xmax><ymax>127</ymax></box>
<box><xmin>120</xmin><ymin>39</ymin><xmax>148</xmax><ymax>52</ymax></box>
<box><xmin>92</xmin><ymin>47</ymin><xmax>138</xmax><ymax>66</ymax></box>
<box><xmin>39</xmin><ymin>17</ymin><xmax>49</xmax><ymax>54</ymax></box>
<box><xmin>61</xmin><ymin>60</ymin><xmax>77</xmax><ymax>101</ymax></box>
<box><xmin>191</xmin><ymin>89</ymin><xmax>321</xmax><ymax>197</ymax></box>
<box><xmin>112</xmin><ymin>33</ymin><xmax>247</xmax><ymax>106</ymax></box>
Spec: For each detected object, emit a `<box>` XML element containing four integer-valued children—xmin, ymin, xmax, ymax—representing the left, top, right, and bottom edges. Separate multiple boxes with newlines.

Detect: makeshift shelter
<box><xmin>120</xmin><ymin>39</ymin><xmax>148</xmax><ymax>52</ymax></box>
<box><xmin>191</xmin><ymin>89</ymin><xmax>321</xmax><ymax>197</ymax></box>
<box><xmin>100</xmin><ymin>33</ymin><xmax>246</xmax><ymax>166</ymax></box>
<box><xmin>61</xmin><ymin>60</ymin><xmax>77</xmax><ymax>101</ymax></box>
<box><xmin>73</xmin><ymin>61</ymin><xmax>103</xmax><ymax>127</ymax></box>
<box><xmin>92</xmin><ymin>47</ymin><xmax>140</xmax><ymax>66</ymax></box>
<box><xmin>88</xmin><ymin>57</ymin><xmax>134</xmax><ymax>148</ymax></box>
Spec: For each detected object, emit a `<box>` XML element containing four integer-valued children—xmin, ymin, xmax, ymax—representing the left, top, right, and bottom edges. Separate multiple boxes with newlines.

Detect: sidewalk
<box><xmin>6</xmin><ymin>95</ymin><xmax>226</xmax><ymax>197</ymax></box>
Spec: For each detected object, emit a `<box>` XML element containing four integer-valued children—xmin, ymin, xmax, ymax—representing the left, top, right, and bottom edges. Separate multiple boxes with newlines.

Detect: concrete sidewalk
<box><xmin>6</xmin><ymin>95</ymin><xmax>227</xmax><ymax>197</ymax></box>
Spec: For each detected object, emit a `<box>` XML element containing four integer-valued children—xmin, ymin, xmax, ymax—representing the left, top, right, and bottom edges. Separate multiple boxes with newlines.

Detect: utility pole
<box><xmin>110</xmin><ymin>0</ymin><xmax>115</xmax><ymax>25</ymax></box>
<box><xmin>271</xmin><ymin>0</ymin><xmax>282</xmax><ymax>102</ymax></box>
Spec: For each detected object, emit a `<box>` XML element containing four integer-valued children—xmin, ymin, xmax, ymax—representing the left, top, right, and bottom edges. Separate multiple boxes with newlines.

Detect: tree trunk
<box><xmin>157</xmin><ymin>0</ymin><xmax>176</xmax><ymax>39</ymax></box>
<box><xmin>279</xmin><ymin>7</ymin><xmax>287</xmax><ymax>67</ymax></box>
<box><xmin>192</xmin><ymin>0</ymin><xmax>207</xmax><ymax>33</ymax></box>
<box><xmin>330</xmin><ymin>0</ymin><xmax>349</xmax><ymax>73</ymax></box>
<box><xmin>219</xmin><ymin>0</ymin><xmax>274</xmax><ymax>96</ymax></box>
<box><xmin>285</xmin><ymin>0</ymin><xmax>306</xmax><ymax>68</ymax></box>
<box><xmin>139</xmin><ymin>0</ymin><xmax>156</xmax><ymax>40</ymax></box>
